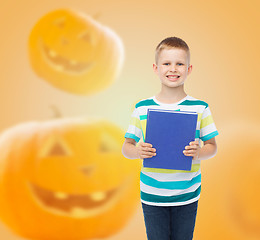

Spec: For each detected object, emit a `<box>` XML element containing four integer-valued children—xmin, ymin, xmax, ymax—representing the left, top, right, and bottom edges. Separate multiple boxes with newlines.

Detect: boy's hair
<box><xmin>155</xmin><ymin>37</ymin><xmax>190</xmax><ymax>65</ymax></box>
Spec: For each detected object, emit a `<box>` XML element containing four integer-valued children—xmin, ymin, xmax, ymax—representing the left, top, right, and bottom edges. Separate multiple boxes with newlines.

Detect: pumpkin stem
<box><xmin>49</xmin><ymin>105</ymin><xmax>62</xmax><ymax>118</ymax></box>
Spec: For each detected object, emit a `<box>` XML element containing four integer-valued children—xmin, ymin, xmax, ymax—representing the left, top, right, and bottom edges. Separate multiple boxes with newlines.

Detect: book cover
<box><xmin>143</xmin><ymin>109</ymin><xmax>198</xmax><ymax>171</ymax></box>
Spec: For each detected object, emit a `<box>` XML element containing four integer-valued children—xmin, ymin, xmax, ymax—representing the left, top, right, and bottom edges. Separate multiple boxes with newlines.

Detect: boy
<box><xmin>122</xmin><ymin>37</ymin><xmax>218</xmax><ymax>240</ymax></box>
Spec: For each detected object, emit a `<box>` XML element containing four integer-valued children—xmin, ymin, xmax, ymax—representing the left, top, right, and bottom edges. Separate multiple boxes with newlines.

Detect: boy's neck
<box><xmin>155</xmin><ymin>87</ymin><xmax>187</xmax><ymax>104</ymax></box>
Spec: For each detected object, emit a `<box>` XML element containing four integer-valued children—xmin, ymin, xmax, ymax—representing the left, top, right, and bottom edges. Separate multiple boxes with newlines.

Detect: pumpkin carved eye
<box><xmin>40</xmin><ymin>136</ymin><xmax>72</xmax><ymax>158</ymax></box>
<box><xmin>48</xmin><ymin>142</ymin><xmax>68</xmax><ymax>157</ymax></box>
<box><xmin>78</xmin><ymin>31</ymin><xmax>96</xmax><ymax>46</ymax></box>
<box><xmin>99</xmin><ymin>133</ymin><xmax>120</xmax><ymax>153</ymax></box>
<box><xmin>54</xmin><ymin>17</ymin><xmax>66</xmax><ymax>28</ymax></box>
<box><xmin>78</xmin><ymin>31</ymin><xmax>91</xmax><ymax>41</ymax></box>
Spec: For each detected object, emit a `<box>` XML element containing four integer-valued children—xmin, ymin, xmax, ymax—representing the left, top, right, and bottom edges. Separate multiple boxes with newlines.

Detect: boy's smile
<box><xmin>166</xmin><ymin>74</ymin><xmax>180</xmax><ymax>81</ymax></box>
<box><xmin>153</xmin><ymin>48</ymin><xmax>192</xmax><ymax>89</ymax></box>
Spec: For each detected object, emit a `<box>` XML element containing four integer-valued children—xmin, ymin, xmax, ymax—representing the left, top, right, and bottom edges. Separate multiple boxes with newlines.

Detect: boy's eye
<box><xmin>163</xmin><ymin>63</ymin><xmax>170</xmax><ymax>65</ymax></box>
<box><xmin>177</xmin><ymin>63</ymin><xmax>184</xmax><ymax>66</ymax></box>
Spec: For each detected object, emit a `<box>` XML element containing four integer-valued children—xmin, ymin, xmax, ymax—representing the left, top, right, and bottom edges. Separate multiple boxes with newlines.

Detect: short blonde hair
<box><xmin>155</xmin><ymin>37</ymin><xmax>190</xmax><ymax>65</ymax></box>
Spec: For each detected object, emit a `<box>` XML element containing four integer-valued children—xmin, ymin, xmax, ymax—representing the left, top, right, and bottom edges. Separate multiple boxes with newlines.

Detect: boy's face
<box><xmin>153</xmin><ymin>48</ymin><xmax>192</xmax><ymax>89</ymax></box>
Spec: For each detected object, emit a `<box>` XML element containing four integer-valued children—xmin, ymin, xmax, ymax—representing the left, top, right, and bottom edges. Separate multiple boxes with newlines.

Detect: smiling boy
<box><xmin>122</xmin><ymin>37</ymin><xmax>219</xmax><ymax>240</ymax></box>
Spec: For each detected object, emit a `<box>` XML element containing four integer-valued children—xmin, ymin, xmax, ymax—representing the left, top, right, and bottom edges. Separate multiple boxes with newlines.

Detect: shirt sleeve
<box><xmin>200</xmin><ymin>106</ymin><xmax>219</xmax><ymax>141</ymax></box>
<box><xmin>124</xmin><ymin>107</ymin><xmax>143</xmax><ymax>143</ymax></box>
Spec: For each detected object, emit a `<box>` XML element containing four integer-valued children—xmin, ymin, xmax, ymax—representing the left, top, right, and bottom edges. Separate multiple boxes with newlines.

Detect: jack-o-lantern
<box><xmin>194</xmin><ymin>123</ymin><xmax>260</xmax><ymax>240</ymax></box>
<box><xmin>0</xmin><ymin>118</ymin><xmax>141</xmax><ymax>240</ymax></box>
<box><xmin>28</xmin><ymin>9</ymin><xmax>124</xmax><ymax>95</ymax></box>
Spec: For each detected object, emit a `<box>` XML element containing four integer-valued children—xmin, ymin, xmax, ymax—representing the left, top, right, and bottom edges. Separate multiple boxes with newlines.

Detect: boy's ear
<box><xmin>188</xmin><ymin>64</ymin><xmax>193</xmax><ymax>75</ymax></box>
<box><xmin>152</xmin><ymin>63</ymin><xmax>158</xmax><ymax>73</ymax></box>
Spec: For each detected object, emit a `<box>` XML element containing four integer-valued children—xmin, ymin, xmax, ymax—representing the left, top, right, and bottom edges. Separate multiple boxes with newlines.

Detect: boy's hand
<box><xmin>137</xmin><ymin>142</ymin><xmax>156</xmax><ymax>159</ymax></box>
<box><xmin>183</xmin><ymin>140</ymin><xmax>200</xmax><ymax>160</ymax></box>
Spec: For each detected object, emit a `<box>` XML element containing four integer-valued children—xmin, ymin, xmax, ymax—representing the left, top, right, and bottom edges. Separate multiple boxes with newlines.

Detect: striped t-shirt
<box><xmin>124</xmin><ymin>95</ymin><xmax>219</xmax><ymax>206</ymax></box>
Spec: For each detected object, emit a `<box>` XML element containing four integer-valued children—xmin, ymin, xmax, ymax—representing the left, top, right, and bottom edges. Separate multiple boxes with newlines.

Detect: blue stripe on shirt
<box><xmin>140</xmin><ymin>172</ymin><xmax>201</xmax><ymax>190</ymax></box>
<box><xmin>200</xmin><ymin>131</ymin><xmax>219</xmax><ymax>141</ymax></box>
<box><xmin>124</xmin><ymin>132</ymin><xmax>140</xmax><ymax>142</ymax></box>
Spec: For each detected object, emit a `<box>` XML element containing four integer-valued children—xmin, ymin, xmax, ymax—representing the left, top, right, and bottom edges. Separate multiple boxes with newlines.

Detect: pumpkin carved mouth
<box><xmin>40</xmin><ymin>39</ymin><xmax>94</xmax><ymax>74</ymax></box>
<box><xmin>29</xmin><ymin>182</ymin><xmax>126</xmax><ymax>218</ymax></box>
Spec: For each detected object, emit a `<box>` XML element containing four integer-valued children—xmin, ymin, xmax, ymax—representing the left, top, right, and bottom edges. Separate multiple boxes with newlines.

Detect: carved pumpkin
<box><xmin>28</xmin><ymin>9</ymin><xmax>124</xmax><ymax>95</ymax></box>
<box><xmin>195</xmin><ymin>123</ymin><xmax>260</xmax><ymax>239</ymax></box>
<box><xmin>0</xmin><ymin>118</ymin><xmax>140</xmax><ymax>240</ymax></box>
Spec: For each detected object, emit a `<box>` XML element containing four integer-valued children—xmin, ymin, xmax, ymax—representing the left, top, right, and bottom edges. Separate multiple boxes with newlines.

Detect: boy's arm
<box><xmin>183</xmin><ymin>137</ymin><xmax>217</xmax><ymax>160</ymax></box>
<box><xmin>197</xmin><ymin>137</ymin><xmax>217</xmax><ymax>160</ymax></box>
<box><xmin>122</xmin><ymin>138</ymin><xmax>139</xmax><ymax>159</ymax></box>
<box><xmin>122</xmin><ymin>138</ymin><xmax>156</xmax><ymax>159</ymax></box>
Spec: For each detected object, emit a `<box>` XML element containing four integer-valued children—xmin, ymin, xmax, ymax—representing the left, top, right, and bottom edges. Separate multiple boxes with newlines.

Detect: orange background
<box><xmin>0</xmin><ymin>0</ymin><xmax>259</xmax><ymax>239</ymax></box>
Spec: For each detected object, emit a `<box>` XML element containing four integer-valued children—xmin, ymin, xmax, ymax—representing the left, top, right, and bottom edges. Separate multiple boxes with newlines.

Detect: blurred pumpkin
<box><xmin>0</xmin><ymin>118</ymin><xmax>141</xmax><ymax>240</ymax></box>
<box><xmin>194</xmin><ymin>122</ymin><xmax>260</xmax><ymax>240</ymax></box>
<box><xmin>28</xmin><ymin>9</ymin><xmax>124</xmax><ymax>95</ymax></box>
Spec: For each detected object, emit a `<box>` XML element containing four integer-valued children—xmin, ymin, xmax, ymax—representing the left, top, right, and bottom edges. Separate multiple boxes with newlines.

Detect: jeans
<box><xmin>141</xmin><ymin>201</ymin><xmax>198</xmax><ymax>240</ymax></box>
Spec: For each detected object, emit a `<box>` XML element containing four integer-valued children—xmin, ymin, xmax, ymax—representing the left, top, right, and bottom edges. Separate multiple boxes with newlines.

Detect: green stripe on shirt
<box><xmin>136</xmin><ymin>99</ymin><xmax>159</xmax><ymax>108</ymax></box>
<box><xmin>179</xmin><ymin>100</ymin><xmax>208</xmax><ymax>108</ymax></box>
<box><xmin>141</xmin><ymin>185</ymin><xmax>201</xmax><ymax>203</ymax></box>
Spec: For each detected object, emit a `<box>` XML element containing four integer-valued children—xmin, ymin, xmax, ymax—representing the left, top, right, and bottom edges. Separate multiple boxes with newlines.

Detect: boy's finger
<box><xmin>183</xmin><ymin>150</ymin><xmax>190</xmax><ymax>155</ymax></box>
<box><xmin>143</xmin><ymin>147</ymin><xmax>155</xmax><ymax>152</ymax></box>
<box><xmin>144</xmin><ymin>150</ymin><xmax>156</xmax><ymax>155</ymax></box>
<box><xmin>183</xmin><ymin>151</ymin><xmax>195</xmax><ymax>156</ymax></box>
<box><xmin>144</xmin><ymin>142</ymin><xmax>153</xmax><ymax>147</ymax></box>
<box><xmin>185</xmin><ymin>145</ymin><xmax>197</xmax><ymax>150</ymax></box>
<box><xmin>142</xmin><ymin>145</ymin><xmax>156</xmax><ymax>151</ymax></box>
<box><xmin>141</xmin><ymin>152</ymin><xmax>156</xmax><ymax>158</ymax></box>
<box><xmin>188</xmin><ymin>145</ymin><xmax>199</xmax><ymax>150</ymax></box>
<box><xmin>142</xmin><ymin>149</ymin><xmax>156</xmax><ymax>155</ymax></box>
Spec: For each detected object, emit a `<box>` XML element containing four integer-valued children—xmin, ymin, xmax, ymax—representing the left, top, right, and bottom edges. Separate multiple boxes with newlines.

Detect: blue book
<box><xmin>143</xmin><ymin>109</ymin><xmax>198</xmax><ymax>171</ymax></box>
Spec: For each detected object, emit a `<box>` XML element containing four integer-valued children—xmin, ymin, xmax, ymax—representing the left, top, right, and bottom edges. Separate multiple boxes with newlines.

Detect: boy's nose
<box><xmin>170</xmin><ymin>66</ymin><xmax>177</xmax><ymax>72</ymax></box>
